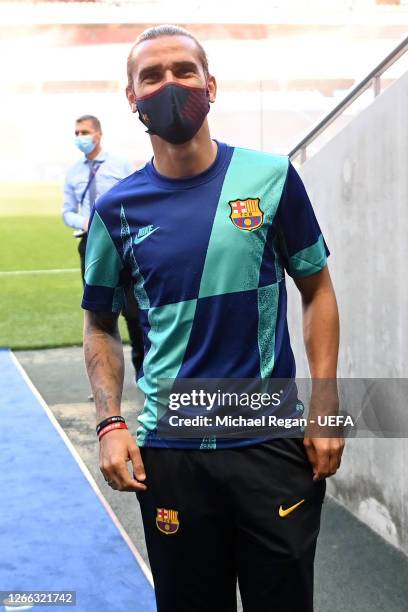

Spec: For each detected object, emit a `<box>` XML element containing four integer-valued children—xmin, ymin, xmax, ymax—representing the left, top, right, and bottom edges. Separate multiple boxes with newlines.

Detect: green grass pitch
<box><xmin>0</xmin><ymin>182</ymin><xmax>130</xmax><ymax>349</ymax></box>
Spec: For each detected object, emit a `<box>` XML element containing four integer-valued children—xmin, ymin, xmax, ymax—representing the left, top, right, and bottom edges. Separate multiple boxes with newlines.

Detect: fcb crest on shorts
<box><xmin>229</xmin><ymin>197</ymin><xmax>264</xmax><ymax>232</ymax></box>
<box><xmin>156</xmin><ymin>508</ymin><xmax>180</xmax><ymax>535</ymax></box>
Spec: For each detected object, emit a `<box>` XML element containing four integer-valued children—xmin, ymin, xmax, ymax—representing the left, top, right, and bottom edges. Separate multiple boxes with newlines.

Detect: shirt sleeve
<box><xmin>62</xmin><ymin>175</ymin><xmax>86</xmax><ymax>231</ymax></box>
<box><xmin>275</xmin><ymin>161</ymin><xmax>330</xmax><ymax>278</ymax></box>
<box><xmin>81</xmin><ymin>206</ymin><xmax>127</xmax><ymax>313</ymax></box>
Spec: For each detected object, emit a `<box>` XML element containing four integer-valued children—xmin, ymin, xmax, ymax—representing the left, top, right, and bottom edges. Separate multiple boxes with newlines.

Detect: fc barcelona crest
<box><xmin>229</xmin><ymin>197</ymin><xmax>264</xmax><ymax>231</ymax></box>
<box><xmin>156</xmin><ymin>508</ymin><xmax>180</xmax><ymax>535</ymax></box>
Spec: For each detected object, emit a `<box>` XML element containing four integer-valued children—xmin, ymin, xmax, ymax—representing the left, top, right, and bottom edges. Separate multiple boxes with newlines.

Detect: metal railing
<box><xmin>289</xmin><ymin>35</ymin><xmax>408</xmax><ymax>163</ymax></box>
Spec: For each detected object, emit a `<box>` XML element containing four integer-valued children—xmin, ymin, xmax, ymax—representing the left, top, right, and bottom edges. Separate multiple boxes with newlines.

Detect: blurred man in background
<box><xmin>62</xmin><ymin>115</ymin><xmax>144</xmax><ymax>383</ymax></box>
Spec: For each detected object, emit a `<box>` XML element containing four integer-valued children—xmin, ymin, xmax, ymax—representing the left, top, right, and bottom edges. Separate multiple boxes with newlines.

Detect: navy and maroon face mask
<box><xmin>136</xmin><ymin>82</ymin><xmax>211</xmax><ymax>145</ymax></box>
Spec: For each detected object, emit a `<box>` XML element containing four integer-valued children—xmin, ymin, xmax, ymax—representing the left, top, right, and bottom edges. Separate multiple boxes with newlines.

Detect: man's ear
<box><xmin>126</xmin><ymin>86</ymin><xmax>138</xmax><ymax>113</ymax></box>
<box><xmin>207</xmin><ymin>75</ymin><xmax>217</xmax><ymax>104</ymax></box>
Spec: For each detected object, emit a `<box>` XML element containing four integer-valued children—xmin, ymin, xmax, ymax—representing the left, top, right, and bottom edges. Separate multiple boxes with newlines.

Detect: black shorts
<box><xmin>136</xmin><ymin>437</ymin><xmax>326</xmax><ymax>612</ymax></box>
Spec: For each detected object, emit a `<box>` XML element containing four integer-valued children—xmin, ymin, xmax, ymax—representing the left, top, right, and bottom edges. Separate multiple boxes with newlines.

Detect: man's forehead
<box><xmin>132</xmin><ymin>35</ymin><xmax>201</xmax><ymax>73</ymax></box>
<box><xmin>76</xmin><ymin>120</ymin><xmax>95</xmax><ymax>130</ymax></box>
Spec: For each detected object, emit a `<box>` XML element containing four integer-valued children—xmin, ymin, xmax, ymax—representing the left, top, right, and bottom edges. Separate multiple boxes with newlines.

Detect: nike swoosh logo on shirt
<box><xmin>278</xmin><ymin>499</ymin><xmax>305</xmax><ymax>517</ymax></box>
<box><xmin>134</xmin><ymin>226</ymin><xmax>159</xmax><ymax>244</ymax></box>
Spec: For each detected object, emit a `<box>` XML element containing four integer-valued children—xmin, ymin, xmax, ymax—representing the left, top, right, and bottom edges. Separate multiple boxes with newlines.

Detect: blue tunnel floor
<box><xmin>0</xmin><ymin>349</ymin><xmax>156</xmax><ymax>612</ymax></box>
<box><xmin>2</xmin><ymin>346</ymin><xmax>408</xmax><ymax>612</ymax></box>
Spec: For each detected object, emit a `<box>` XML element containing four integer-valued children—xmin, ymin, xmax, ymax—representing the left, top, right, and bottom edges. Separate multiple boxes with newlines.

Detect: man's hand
<box><xmin>303</xmin><ymin>436</ymin><xmax>345</xmax><ymax>481</ymax></box>
<box><xmin>82</xmin><ymin>217</ymin><xmax>89</xmax><ymax>232</ymax></box>
<box><xmin>99</xmin><ymin>429</ymin><xmax>147</xmax><ymax>492</ymax></box>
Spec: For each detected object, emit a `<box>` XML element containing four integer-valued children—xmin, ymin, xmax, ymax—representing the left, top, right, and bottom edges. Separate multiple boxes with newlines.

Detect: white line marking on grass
<box><xmin>10</xmin><ymin>351</ymin><xmax>154</xmax><ymax>589</ymax></box>
<box><xmin>0</xmin><ymin>268</ymin><xmax>79</xmax><ymax>276</ymax></box>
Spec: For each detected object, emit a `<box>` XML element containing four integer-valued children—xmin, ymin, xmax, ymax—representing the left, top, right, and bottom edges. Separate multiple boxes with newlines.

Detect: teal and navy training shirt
<box><xmin>81</xmin><ymin>140</ymin><xmax>330</xmax><ymax>448</ymax></box>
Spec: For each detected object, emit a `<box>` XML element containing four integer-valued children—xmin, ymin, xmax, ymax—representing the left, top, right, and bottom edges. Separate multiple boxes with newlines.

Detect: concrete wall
<box><xmin>286</xmin><ymin>71</ymin><xmax>408</xmax><ymax>553</ymax></box>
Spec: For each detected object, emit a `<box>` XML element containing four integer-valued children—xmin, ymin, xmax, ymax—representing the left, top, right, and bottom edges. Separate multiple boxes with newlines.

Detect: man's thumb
<box><xmin>129</xmin><ymin>447</ymin><xmax>146</xmax><ymax>481</ymax></box>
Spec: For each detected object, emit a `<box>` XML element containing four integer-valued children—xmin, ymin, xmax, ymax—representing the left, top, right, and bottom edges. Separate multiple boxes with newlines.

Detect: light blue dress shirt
<box><xmin>62</xmin><ymin>150</ymin><xmax>134</xmax><ymax>231</ymax></box>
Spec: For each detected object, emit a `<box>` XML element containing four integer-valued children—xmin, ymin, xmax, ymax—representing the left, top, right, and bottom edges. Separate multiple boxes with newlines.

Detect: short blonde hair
<box><xmin>126</xmin><ymin>24</ymin><xmax>210</xmax><ymax>90</ymax></box>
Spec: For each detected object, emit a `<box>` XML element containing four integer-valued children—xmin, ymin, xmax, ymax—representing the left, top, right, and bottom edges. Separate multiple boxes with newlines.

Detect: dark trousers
<box><xmin>78</xmin><ymin>235</ymin><xmax>144</xmax><ymax>375</ymax></box>
<box><xmin>136</xmin><ymin>437</ymin><xmax>326</xmax><ymax>612</ymax></box>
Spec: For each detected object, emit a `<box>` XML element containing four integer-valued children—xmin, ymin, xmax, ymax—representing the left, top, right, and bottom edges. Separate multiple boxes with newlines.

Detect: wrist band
<box><xmin>98</xmin><ymin>421</ymin><xmax>128</xmax><ymax>437</ymax></box>
<box><xmin>96</xmin><ymin>415</ymin><xmax>125</xmax><ymax>434</ymax></box>
<box><xmin>98</xmin><ymin>421</ymin><xmax>128</xmax><ymax>441</ymax></box>
<box><xmin>96</xmin><ymin>415</ymin><xmax>125</xmax><ymax>435</ymax></box>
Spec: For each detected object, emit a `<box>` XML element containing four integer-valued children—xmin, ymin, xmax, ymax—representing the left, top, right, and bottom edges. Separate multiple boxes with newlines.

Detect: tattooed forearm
<box><xmin>85</xmin><ymin>351</ymin><xmax>104</xmax><ymax>379</ymax></box>
<box><xmin>93</xmin><ymin>388</ymin><xmax>122</xmax><ymax>420</ymax></box>
<box><xmin>83</xmin><ymin>311</ymin><xmax>125</xmax><ymax>424</ymax></box>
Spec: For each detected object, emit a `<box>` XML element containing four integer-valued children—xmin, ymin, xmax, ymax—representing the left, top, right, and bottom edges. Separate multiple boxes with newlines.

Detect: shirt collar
<box><xmin>83</xmin><ymin>150</ymin><xmax>108</xmax><ymax>163</ymax></box>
